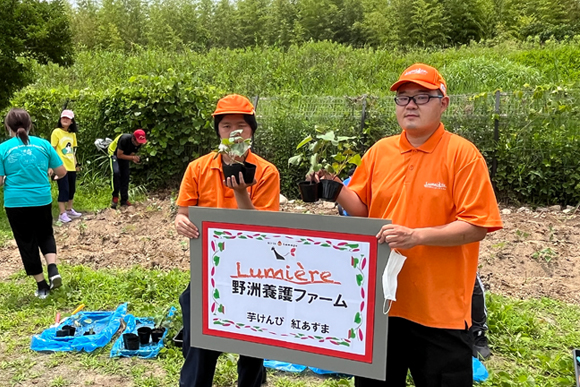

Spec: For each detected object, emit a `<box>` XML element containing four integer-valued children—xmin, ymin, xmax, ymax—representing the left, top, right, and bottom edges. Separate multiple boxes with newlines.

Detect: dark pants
<box><xmin>179</xmin><ymin>285</ymin><xmax>264</xmax><ymax>387</ymax></box>
<box><xmin>57</xmin><ymin>171</ymin><xmax>77</xmax><ymax>203</ymax></box>
<box><xmin>470</xmin><ymin>273</ymin><xmax>487</xmax><ymax>336</ymax></box>
<box><xmin>355</xmin><ymin>317</ymin><xmax>473</xmax><ymax>387</ymax></box>
<box><xmin>110</xmin><ymin>156</ymin><xmax>130</xmax><ymax>203</ymax></box>
<box><xmin>6</xmin><ymin>204</ymin><xmax>57</xmax><ymax>276</ymax></box>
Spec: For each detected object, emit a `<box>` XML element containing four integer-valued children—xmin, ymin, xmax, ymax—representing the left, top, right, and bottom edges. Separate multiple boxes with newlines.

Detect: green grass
<box><xmin>0</xmin><ymin>264</ymin><xmax>579</xmax><ymax>386</ymax></box>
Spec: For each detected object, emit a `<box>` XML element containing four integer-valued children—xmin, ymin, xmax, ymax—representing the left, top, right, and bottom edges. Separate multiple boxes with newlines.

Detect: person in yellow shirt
<box><xmin>51</xmin><ymin>110</ymin><xmax>82</xmax><ymax>223</ymax></box>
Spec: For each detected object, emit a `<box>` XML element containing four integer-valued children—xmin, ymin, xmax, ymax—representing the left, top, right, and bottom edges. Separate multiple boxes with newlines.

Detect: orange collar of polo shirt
<box><xmin>399</xmin><ymin>123</ymin><xmax>445</xmax><ymax>154</ymax></box>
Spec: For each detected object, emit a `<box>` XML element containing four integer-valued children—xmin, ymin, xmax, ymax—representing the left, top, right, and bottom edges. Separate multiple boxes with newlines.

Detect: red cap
<box><xmin>212</xmin><ymin>94</ymin><xmax>255</xmax><ymax>116</ymax></box>
<box><xmin>133</xmin><ymin>129</ymin><xmax>147</xmax><ymax>144</ymax></box>
<box><xmin>390</xmin><ymin>63</ymin><xmax>448</xmax><ymax>96</ymax></box>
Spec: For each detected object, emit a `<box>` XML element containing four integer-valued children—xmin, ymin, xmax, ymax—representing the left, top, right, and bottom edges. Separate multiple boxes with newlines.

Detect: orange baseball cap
<box><xmin>212</xmin><ymin>94</ymin><xmax>255</xmax><ymax>116</ymax></box>
<box><xmin>390</xmin><ymin>63</ymin><xmax>448</xmax><ymax>96</ymax></box>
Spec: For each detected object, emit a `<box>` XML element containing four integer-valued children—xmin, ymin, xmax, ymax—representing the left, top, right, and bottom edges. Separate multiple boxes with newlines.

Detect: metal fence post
<box><xmin>252</xmin><ymin>95</ymin><xmax>260</xmax><ymax>154</ymax></box>
<box><xmin>491</xmin><ymin>90</ymin><xmax>501</xmax><ymax>186</ymax></box>
<box><xmin>360</xmin><ymin>94</ymin><xmax>367</xmax><ymax>133</ymax></box>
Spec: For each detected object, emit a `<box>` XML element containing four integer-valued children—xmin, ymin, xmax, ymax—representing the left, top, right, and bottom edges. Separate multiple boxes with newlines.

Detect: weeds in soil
<box><xmin>515</xmin><ymin>229</ymin><xmax>531</xmax><ymax>241</ymax></box>
<box><xmin>0</xmin><ymin>265</ymin><xmax>578</xmax><ymax>386</ymax></box>
<box><xmin>532</xmin><ymin>248</ymin><xmax>557</xmax><ymax>263</ymax></box>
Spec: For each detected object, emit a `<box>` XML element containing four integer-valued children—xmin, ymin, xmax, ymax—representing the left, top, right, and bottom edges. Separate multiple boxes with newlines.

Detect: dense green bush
<box><xmin>8</xmin><ymin>74</ymin><xmax>222</xmax><ymax>187</ymax></box>
<box><xmin>26</xmin><ymin>40</ymin><xmax>580</xmax><ymax>96</ymax></box>
<box><xmin>7</xmin><ymin>42</ymin><xmax>580</xmax><ymax>205</ymax></box>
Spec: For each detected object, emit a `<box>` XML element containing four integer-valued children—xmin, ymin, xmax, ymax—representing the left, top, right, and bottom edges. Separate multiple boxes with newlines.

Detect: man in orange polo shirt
<box><xmin>323</xmin><ymin>64</ymin><xmax>503</xmax><ymax>386</ymax></box>
<box><xmin>175</xmin><ymin>94</ymin><xmax>280</xmax><ymax>387</ymax></box>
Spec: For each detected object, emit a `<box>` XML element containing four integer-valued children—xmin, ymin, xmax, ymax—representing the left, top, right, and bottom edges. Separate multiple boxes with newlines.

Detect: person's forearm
<box><xmin>234</xmin><ymin>190</ymin><xmax>256</xmax><ymax>210</ymax></box>
<box><xmin>117</xmin><ymin>152</ymin><xmax>135</xmax><ymax>161</ymax></box>
<box><xmin>414</xmin><ymin>221</ymin><xmax>487</xmax><ymax>246</ymax></box>
<box><xmin>336</xmin><ymin>186</ymin><xmax>368</xmax><ymax>217</ymax></box>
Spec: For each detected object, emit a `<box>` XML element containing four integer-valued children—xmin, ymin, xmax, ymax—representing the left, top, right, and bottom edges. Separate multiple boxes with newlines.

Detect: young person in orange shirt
<box><xmin>174</xmin><ymin>94</ymin><xmax>280</xmax><ymax>387</ymax></box>
<box><xmin>315</xmin><ymin>64</ymin><xmax>503</xmax><ymax>386</ymax></box>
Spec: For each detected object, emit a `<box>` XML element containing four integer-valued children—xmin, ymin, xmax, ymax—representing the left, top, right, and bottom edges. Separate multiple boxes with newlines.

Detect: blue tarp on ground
<box><xmin>264</xmin><ymin>360</ymin><xmax>348</xmax><ymax>376</ymax></box>
<box><xmin>30</xmin><ymin>303</ymin><xmax>127</xmax><ymax>353</ymax></box>
<box><xmin>110</xmin><ymin>306</ymin><xmax>176</xmax><ymax>359</ymax></box>
<box><xmin>265</xmin><ymin>357</ymin><xmax>489</xmax><ymax>382</ymax></box>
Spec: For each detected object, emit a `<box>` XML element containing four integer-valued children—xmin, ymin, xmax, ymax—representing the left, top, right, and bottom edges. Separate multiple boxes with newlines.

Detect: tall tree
<box><xmin>297</xmin><ymin>0</ymin><xmax>340</xmax><ymax>41</ymax></box>
<box><xmin>236</xmin><ymin>0</ymin><xmax>270</xmax><ymax>47</ymax></box>
<box><xmin>355</xmin><ymin>0</ymin><xmax>399</xmax><ymax>47</ymax></box>
<box><xmin>443</xmin><ymin>0</ymin><xmax>487</xmax><ymax>45</ymax></box>
<box><xmin>396</xmin><ymin>0</ymin><xmax>449</xmax><ymax>47</ymax></box>
<box><xmin>212</xmin><ymin>0</ymin><xmax>240</xmax><ymax>48</ymax></box>
<box><xmin>266</xmin><ymin>0</ymin><xmax>298</xmax><ymax>47</ymax></box>
<box><xmin>0</xmin><ymin>0</ymin><xmax>72</xmax><ymax>107</ymax></box>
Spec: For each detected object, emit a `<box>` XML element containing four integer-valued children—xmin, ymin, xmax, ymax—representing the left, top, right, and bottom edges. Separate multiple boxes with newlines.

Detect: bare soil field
<box><xmin>2</xmin><ymin>195</ymin><xmax>579</xmax><ymax>304</ymax></box>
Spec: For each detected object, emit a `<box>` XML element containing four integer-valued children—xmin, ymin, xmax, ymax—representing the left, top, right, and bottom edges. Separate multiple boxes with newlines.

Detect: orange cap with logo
<box><xmin>390</xmin><ymin>63</ymin><xmax>448</xmax><ymax>96</ymax></box>
<box><xmin>212</xmin><ymin>94</ymin><xmax>255</xmax><ymax>116</ymax></box>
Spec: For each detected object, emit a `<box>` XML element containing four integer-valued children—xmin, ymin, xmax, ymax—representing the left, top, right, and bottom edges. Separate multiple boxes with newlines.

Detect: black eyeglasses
<box><xmin>394</xmin><ymin>94</ymin><xmax>443</xmax><ymax>106</ymax></box>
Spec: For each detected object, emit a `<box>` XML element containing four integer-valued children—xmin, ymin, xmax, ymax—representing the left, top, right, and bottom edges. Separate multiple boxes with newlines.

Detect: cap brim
<box><xmin>61</xmin><ymin>115</ymin><xmax>74</xmax><ymax>119</ymax></box>
<box><xmin>136</xmin><ymin>138</ymin><xmax>147</xmax><ymax>144</ymax></box>
<box><xmin>212</xmin><ymin>110</ymin><xmax>255</xmax><ymax>117</ymax></box>
<box><xmin>390</xmin><ymin>80</ymin><xmax>440</xmax><ymax>92</ymax></box>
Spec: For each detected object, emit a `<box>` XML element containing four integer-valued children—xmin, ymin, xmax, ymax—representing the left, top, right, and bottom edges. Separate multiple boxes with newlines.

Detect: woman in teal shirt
<box><xmin>0</xmin><ymin>108</ymin><xmax>67</xmax><ymax>299</ymax></box>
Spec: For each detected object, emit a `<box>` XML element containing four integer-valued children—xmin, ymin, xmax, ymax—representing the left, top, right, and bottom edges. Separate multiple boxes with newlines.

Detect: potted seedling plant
<box><xmin>289</xmin><ymin>126</ymin><xmax>361</xmax><ymax>202</ymax></box>
<box><xmin>215</xmin><ymin>129</ymin><xmax>256</xmax><ymax>185</ymax></box>
<box><xmin>151</xmin><ymin>307</ymin><xmax>173</xmax><ymax>344</ymax></box>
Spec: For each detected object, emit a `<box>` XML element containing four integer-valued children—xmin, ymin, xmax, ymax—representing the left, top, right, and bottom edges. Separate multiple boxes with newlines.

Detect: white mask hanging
<box><xmin>382</xmin><ymin>249</ymin><xmax>407</xmax><ymax>314</ymax></box>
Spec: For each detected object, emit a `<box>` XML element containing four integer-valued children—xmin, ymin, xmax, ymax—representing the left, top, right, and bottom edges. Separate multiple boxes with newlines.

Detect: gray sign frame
<box><xmin>189</xmin><ymin>207</ymin><xmax>391</xmax><ymax>380</ymax></box>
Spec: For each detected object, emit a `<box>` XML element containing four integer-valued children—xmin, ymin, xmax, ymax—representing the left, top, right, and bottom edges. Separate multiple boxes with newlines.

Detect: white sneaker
<box><xmin>66</xmin><ymin>209</ymin><xmax>82</xmax><ymax>218</ymax></box>
<box><xmin>35</xmin><ymin>288</ymin><xmax>50</xmax><ymax>299</ymax></box>
<box><xmin>49</xmin><ymin>274</ymin><xmax>62</xmax><ymax>290</ymax></box>
<box><xmin>58</xmin><ymin>212</ymin><xmax>72</xmax><ymax>223</ymax></box>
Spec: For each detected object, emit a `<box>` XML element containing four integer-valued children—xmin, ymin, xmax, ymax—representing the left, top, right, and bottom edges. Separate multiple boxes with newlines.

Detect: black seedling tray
<box><xmin>173</xmin><ymin>328</ymin><xmax>183</xmax><ymax>348</ymax></box>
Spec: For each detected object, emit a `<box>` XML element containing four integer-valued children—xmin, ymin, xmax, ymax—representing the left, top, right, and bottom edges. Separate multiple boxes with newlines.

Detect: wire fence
<box><xmin>253</xmin><ymin>89</ymin><xmax>580</xmax><ymax>204</ymax></box>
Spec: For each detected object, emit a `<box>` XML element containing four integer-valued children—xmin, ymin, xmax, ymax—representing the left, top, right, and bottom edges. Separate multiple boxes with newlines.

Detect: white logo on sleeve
<box><xmin>424</xmin><ymin>182</ymin><xmax>447</xmax><ymax>190</ymax></box>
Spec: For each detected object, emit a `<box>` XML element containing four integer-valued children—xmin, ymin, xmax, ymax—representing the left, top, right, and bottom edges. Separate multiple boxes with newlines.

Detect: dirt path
<box><xmin>2</xmin><ymin>196</ymin><xmax>580</xmax><ymax>304</ymax></box>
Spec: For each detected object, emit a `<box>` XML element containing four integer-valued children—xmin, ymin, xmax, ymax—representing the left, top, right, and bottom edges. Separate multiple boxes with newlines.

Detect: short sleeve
<box><xmin>73</xmin><ymin>133</ymin><xmax>78</xmax><ymax>148</ymax></box>
<box><xmin>50</xmin><ymin>130</ymin><xmax>59</xmax><ymax>147</ymax></box>
<box><xmin>453</xmin><ymin>156</ymin><xmax>503</xmax><ymax>232</ymax></box>
<box><xmin>48</xmin><ymin>143</ymin><xmax>64</xmax><ymax>169</ymax></box>
<box><xmin>176</xmin><ymin>163</ymin><xmax>200</xmax><ymax>207</ymax></box>
<box><xmin>346</xmin><ymin>147</ymin><xmax>375</xmax><ymax>206</ymax></box>
<box><xmin>0</xmin><ymin>149</ymin><xmax>5</xmax><ymax>176</ymax></box>
<box><xmin>252</xmin><ymin>165</ymin><xmax>280</xmax><ymax>211</ymax></box>
<box><xmin>117</xmin><ymin>135</ymin><xmax>128</xmax><ymax>153</ymax></box>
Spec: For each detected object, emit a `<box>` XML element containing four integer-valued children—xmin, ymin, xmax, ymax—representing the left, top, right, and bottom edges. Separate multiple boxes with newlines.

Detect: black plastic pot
<box><xmin>298</xmin><ymin>181</ymin><xmax>320</xmax><ymax>202</ymax></box>
<box><xmin>137</xmin><ymin>327</ymin><xmax>152</xmax><ymax>345</ymax></box>
<box><xmin>123</xmin><ymin>333</ymin><xmax>140</xmax><ymax>350</ymax></box>
<box><xmin>56</xmin><ymin>325</ymin><xmax>76</xmax><ymax>337</ymax></box>
<box><xmin>151</xmin><ymin>327</ymin><xmax>166</xmax><ymax>343</ymax></box>
<box><xmin>222</xmin><ymin>161</ymin><xmax>256</xmax><ymax>185</ymax></box>
<box><xmin>320</xmin><ymin>179</ymin><xmax>343</xmax><ymax>202</ymax></box>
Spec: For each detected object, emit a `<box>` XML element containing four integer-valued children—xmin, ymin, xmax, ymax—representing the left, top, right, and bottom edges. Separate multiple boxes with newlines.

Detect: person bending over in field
<box><xmin>108</xmin><ymin>129</ymin><xmax>147</xmax><ymax>208</ymax></box>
